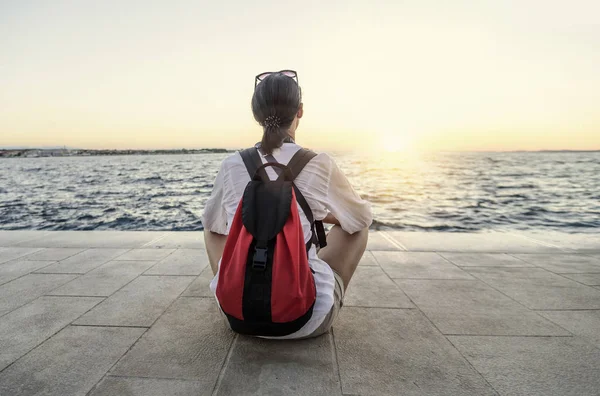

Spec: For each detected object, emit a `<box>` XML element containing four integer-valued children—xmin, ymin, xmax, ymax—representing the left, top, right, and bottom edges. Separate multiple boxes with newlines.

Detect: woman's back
<box><xmin>203</xmin><ymin>142</ymin><xmax>371</xmax><ymax>244</ymax></box>
<box><xmin>202</xmin><ymin>70</ymin><xmax>372</xmax><ymax>339</ymax></box>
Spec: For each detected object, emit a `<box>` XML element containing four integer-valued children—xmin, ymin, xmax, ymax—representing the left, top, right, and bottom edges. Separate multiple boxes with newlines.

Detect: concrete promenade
<box><xmin>0</xmin><ymin>230</ymin><xmax>599</xmax><ymax>395</ymax></box>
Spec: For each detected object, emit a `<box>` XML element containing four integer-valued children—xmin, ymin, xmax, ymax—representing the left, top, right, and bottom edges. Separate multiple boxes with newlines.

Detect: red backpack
<box><xmin>216</xmin><ymin>147</ymin><xmax>327</xmax><ymax>336</ymax></box>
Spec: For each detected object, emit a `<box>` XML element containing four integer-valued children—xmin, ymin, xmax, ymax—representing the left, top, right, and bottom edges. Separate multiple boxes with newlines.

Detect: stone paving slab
<box><xmin>359</xmin><ymin>250</ymin><xmax>379</xmax><ymax>266</ymax></box>
<box><xmin>1</xmin><ymin>230</ymin><xmax>599</xmax><ymax>395</ymax></box>
<box><xmin>36</xmin><ymin>248</ymin><xmax>129</xmax><ymax>274</ymax></box>
<box><xmin>513</xmin><ymin>253</ymin><xmax>600</xmax><ymax>274</ymax></box>
<box><xmin>395</xmin><ymin>279</ymin><xmax>570</xmax><ymax>336</ymax></box>
<box><xmin>374</xmin><ymin>251</ymin><xmax>474</xmax><ymax>279</ymax></box>
<box><xmin>23</xmin><ymin>248</ymin><xmax>86</xmax><ymax>261</ymax></box>
<box><xmin>48</xmin><ymin>260</ymin><xmax>156</xmax><ymax>297</ymax></box>
<box><xmin>0</xmin><ymin>274</ymin><xmax>77</xmax><ymax>317</ymax></box>
<box><xmin>440</xmin><ymin>253</ymin><xmax>532</xmax><ymax>267</ymax></box>
<box><xmin>0</xmin><ymin>231</ymin><xmax>49</xmax><ymax>247</ymax></box>
<box><xmin>387</xmin><ymin>231</ymin><xmax>565</xmax><ymax>253</ymax></box>
<box><xmin>182</xmin><ymin>267</ymin><xmax>214</xmax><ymax>297</ymax></box>
<box><xmin>538</xmin><ymin>310</ymin><xmax>600</xmax><ymax>349</ymax></box>
<box><xmin>560</xmin><ymin>273</ymin><xmax>600</xmax><ymax>286</ymax></box>
<box><xmin>366</xmin><ymin>231</ymin><xmax>404</xmax><ymax>250</ymax></box>
<box><xmin>509</xmin><ymin>231</ymin><xmax>600</xmax><ymax>253</ymax></box>
<box><xmin>111</xmin><ymin>298</ymin><xmax>234</xmax><ymax>384</ymax></box>
<box><xmin>89</xmin><ymin>377</ymin><xmax>206</xmax><ymax>396</ymax></box>
<box><xmin>74</xmin><ymin>275</ymin><xmax>194</xmax><ymax>326</ymax></box>
<box><xmin>0</xmin><ymin>296</ymin><xmax>102</xmax><ymax>371</ymax></box>
<box><xmin>15</xmin><ymin>231</ymin><xmax>166</xmax><ymax>248</ymax></box>
<box><xmin>216</xmin><ymin>334</ymin><xmax>341</xmax><ymax>396</ymax></box>
<box><xmin>465</xmin><ymin>267</ymin><xmax>600</xmax><ymax>310</ymax></box>
<box><xmin>144</xmin><ymin>232</ymin><xmax>205</xmax><ymax>249</ymax></box>
<box><xmin>114</xmin><ymin>248</ymin><xmax>176</xmax><ymax>261</ymax></box>
<box><xmin>0</xmin><ymin>247</ymin><xmax>42</xmax><ymax>264</ymax></box>
<box><xmin>144</xmin><ymin>249</ymin><xmax>209</xmax><ymax>276</ymax></box>
<box><xmin>449</xmin><ymin>335</ymin><xmax>600</xmax><ymax>396</ymax></box>
<box><xmin>334</xmin><ymin>307</ymin><xmax>498</xmax><ymax>395</ymax></box>
<box><xmin>344</xmin><ymin>266</ymin><xmax>414</xmax><ymax>308</ymax></box>
<box><xmin>0</xmin><ymin>325</ymin><xmax>145</xmax><ymax>396</ymax></box>
<box><xmin>0</xmin><ymin>259</ymin><xmax>56</xmax><ymax>286</ymax></box>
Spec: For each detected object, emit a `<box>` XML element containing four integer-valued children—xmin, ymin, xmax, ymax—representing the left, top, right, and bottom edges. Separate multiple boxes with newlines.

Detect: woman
<box><xmin>203</xmin><ymin>70</ymin><xmax>372</xmax><ymax>339</ymax></box>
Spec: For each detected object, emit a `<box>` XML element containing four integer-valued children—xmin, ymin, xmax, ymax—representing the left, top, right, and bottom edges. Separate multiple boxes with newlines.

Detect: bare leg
<box><xmin>318</xmin><ymin>226</ymin><xmax>368</xmax><ymax>289</ymax></box>
<box><xmin>204</xmin><ymin>231</ymin><xmax>227</xmax><ymax>275</ymax></box>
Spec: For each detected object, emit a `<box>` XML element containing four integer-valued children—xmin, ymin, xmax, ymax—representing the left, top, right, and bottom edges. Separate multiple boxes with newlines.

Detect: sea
<box><xmin>1</xmin><ymin>151</ymin><xmax>599</xmax><ymax>233</ymax></box>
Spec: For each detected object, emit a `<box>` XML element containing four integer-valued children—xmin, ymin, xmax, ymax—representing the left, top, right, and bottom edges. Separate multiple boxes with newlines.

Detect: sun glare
<box><xmin>379</xmin><ymin>134</ymin><xmax>414</xmax><ymax>153</ymax></box>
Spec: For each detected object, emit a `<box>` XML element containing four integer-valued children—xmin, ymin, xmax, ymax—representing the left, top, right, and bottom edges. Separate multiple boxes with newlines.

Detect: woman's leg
<box><xmin>317</xmin><ymin>226</ymin><xmax>368</xmax><ymax>289</ymax></box>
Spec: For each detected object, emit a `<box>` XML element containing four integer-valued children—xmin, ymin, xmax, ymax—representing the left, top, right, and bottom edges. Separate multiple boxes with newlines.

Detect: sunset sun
<box><xmin>379</xmin><ymin>134</ymin><xmax>415</xmax><ymax>153</ymax></box>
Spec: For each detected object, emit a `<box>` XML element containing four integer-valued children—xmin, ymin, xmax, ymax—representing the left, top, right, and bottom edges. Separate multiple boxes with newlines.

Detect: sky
<box><xmin>1</xmin><ymin>0</ymin><xmax>599</xmax><ymax>152</ymax></box>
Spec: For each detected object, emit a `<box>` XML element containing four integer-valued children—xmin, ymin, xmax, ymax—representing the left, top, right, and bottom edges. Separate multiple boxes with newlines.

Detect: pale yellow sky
<box><xmin>1</xmin><ymin>0</ymin><xmax>599</xmax><ymax>151</ymax></box>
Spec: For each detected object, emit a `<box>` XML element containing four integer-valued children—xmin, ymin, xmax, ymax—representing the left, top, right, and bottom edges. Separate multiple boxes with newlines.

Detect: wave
<box><xmin>2</xmin><ymin>151</ymin><xmax>599</xmax><ymax>233</ymax></box>
<box><xmin>496</xmin><ymin>184</ymin><xmax>536</xmax><ymax>189</ymax></box>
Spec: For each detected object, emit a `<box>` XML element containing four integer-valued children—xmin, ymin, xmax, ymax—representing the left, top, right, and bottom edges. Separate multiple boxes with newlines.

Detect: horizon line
<box><xmin>1</xmin><ymin>146</ymin><xmax>600</xmax><ymax>154</ymax></box>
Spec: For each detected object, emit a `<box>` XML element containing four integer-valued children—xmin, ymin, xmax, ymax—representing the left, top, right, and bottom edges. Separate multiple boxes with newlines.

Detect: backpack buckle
<box><xmin>252</xmin><ymin>247</ymin><xmax>268</xmax><ymax>271</ymax></box>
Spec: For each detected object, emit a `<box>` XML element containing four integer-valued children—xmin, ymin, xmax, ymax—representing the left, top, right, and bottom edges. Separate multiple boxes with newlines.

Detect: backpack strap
<box><xmin>241</xmin><ymin>146</ymin><xmax>328</xmax><ymax>250</ymax></box>
<box><xmin>240</xmin><ymin>147</ymin><xmax>268</xmax><ymax>182</ymax></box>
<box><xmin>283</xmin><ymin>148</ymin><xmax>328</xmax><ymax>250</ymax></box>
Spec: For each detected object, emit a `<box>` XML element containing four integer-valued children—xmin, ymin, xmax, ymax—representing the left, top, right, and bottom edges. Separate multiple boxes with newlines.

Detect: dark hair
<box><xmin>251</xmin><ymin>73</ymin><xmax>302</xmax><ymax>155</ymax></box>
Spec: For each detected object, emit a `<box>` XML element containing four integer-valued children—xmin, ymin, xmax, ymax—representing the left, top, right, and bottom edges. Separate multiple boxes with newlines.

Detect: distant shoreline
<box><xmin>0</xmin><ymin>148</ymin><xmax>598</xmax><ymax>159</ymax></box>
<box><xmin>0</xmin><ymin>148</ymin><xmax>235</xmax><ymax>158</ymax></box>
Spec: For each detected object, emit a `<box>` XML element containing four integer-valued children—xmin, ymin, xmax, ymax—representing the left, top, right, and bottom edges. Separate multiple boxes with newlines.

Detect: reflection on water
<box><xmin>1</xmin><ymin>151</ymin><xmax>599</xmax><ymax>232</ymax></box>
<box><xmin>335</xmin><ymin>150</ymin><xmax>600</xmax><ymax>232</ymax></box>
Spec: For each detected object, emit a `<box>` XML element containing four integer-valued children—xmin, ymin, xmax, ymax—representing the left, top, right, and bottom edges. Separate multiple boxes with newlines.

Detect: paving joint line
<box><xmin>0</xmin><ymin>272</ymin><xmax>84</xmax><ymax>319</ymax></box>
<box><xmin>8</xmin><ymin>231</ymin><xmax>52</xmax><ymax>247</ymax></box>
<box><xmin>330</xmin><ymin>328</ymin><xmax>344</xmax><ymax>396</ymax></box>
<box><xmin>391</xmin><ymin>276</ymin><xmax>502</xmax><ymax>396</ymax></box>
<box><xmin>106</xmin><ymin>373</ymin><xmax>204</xmax><ymax>382</ymax></box>
<box><xmin>70</xmin><ymin>323</ymin><xmax>150</xmax><ymax>329</ymax></box>
<box><xmin>141</xmin><ymin>233</ymin><xmax>169</xmax><ymax>248</ymax></box>
<box><xmin>389</xmin><ymin>277</ymin><xmax>477</xmax><ymax>281</ymax></box>
<box><xmin>0</xmin><ymin>247</ymin><xmax>44</xmax><ymax>263</ymax></box>
<box><xmin>0</xmin><ymin>260</ymin><xmax>61</xmax><ymax>287</ymax></box>
<box><xmin>211</xmin><ymin>334</ymin><xmax>238</xmax><ymax>396</ymax></box>
<box><xmin>78</xmin><ymin>269</ymin><xmax>186</xmax><ymax>303</ymax></box>
<box><xmin>86</xmin><ymin>328</ymin><xmax>150</xmax><ymax>396</ymax></box>
<box><xmin>434</xmin><ymin>252</ymin><xmax>478</xmax><ymax>276</ymax></box>
<box><xmin>0</xmin><ymin>290</ymin><xmax>106</xmax><ymax>375</ymax></box>
<box><xmin>375</xmin><ymin>260</ymin><xmax>416</xmax><ymax>305</ymax></box>
<box><xmin>88</xmin><ymin>281</ymin><xmax>196</xmax><ymax>394</ymax></box>
<box><xmin>33</xmin><ymin>271</ymin><xmax>85</xmax><ymax>275</ymax></box>
<box><xmin>507</xmin><ymin>232</ymin><xmax>570</xmax><ymax>252</ymax></box>
<box><xmin>454</xmin><ymin>265</ymin><xmax>534</xmax><ymax>269</ymax></box>
<box><xmin>44</xmin><ymin>294</ymin><xmax>108</xmax><ymax>298</ymax></box>
<box><xmin>553</xmin><ymin>272</ymin><xmax>600</xmax><ymax>288</ymax></box>
<box><xmin>443</xmin><ymin>334</ymin><xmax>502</xmax><ymax>396</ymax></box>
<box><xmin>379</xmin><ymin>231</ymin><xmax>408</xmax><ymax>250</ymax></box>
<box><xmin>344</xmin><ymin>305</ymin><xmax>415</xmax><ymax>309</ymax></box>
<box><xmin>444</xmin><ymin>334</ymin><xmax>574</xmax><ymax>337</ymax></box>
<box><xmin>533</xmin><ymin>308</ymin><xmax>600</xmax><ymax>311</ymax></box>
<box><xmin>460</xmin><ymin>268</ymin><xmax>578</xmax><ymax>336</ymax></box>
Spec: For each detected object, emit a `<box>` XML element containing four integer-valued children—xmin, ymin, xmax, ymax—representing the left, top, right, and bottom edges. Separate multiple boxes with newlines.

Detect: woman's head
<box><xmin>251</xmin><ymin>71</ymin><xmax>303</xmax><ymax>154</ymax></box>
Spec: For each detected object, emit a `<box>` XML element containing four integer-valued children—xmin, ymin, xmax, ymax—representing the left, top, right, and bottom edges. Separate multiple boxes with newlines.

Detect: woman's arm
<box><xmin>202</xmin><ymin>160</ymin><xmax>229</xmax><ymax>275</ymax></box>
<box><xmin>322</xmin><ymin>156</ymin><xmax>372</xmax><ymax>233</ymax></box>
<box><xmin>323</xmin><ymin>212</ymin><xmax>340</xmax><ymax>226</ymax></box>
<box><xmin>204</xmin><ymin>231</ymin><xmax>227</xmax><ymax>275</ymax></box>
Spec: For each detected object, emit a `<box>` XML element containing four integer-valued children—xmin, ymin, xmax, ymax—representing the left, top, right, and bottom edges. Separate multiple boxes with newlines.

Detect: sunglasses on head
<box><xmin>254</xmin><ymin>70</ymin><xmax>298</xmax><ymax>88</ymax></box>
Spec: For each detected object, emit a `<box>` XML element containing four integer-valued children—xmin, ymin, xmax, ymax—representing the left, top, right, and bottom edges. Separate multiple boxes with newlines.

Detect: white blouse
<box><xmin>202</xmin><ymin>143</ymin><xmax>372</xmax><ymax>339</ymax></box>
